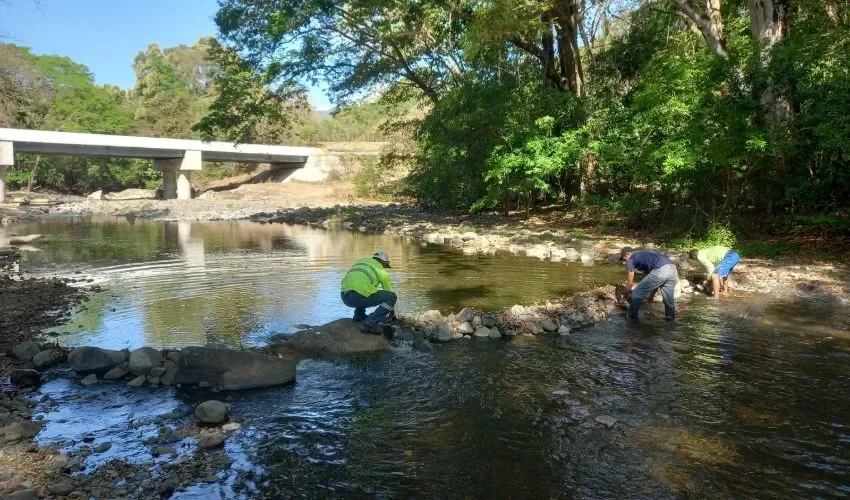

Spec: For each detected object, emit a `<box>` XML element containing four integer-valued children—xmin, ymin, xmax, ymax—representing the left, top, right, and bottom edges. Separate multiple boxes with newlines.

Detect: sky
<box><xmin>0</xmin><ymin>0</ymin><xmax>332</xmax><ymax>109</ymax></box>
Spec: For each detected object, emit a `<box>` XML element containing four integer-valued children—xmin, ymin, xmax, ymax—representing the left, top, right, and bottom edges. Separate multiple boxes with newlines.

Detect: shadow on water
<box><xmin>9</xmin><ymin>216</ymin><xmax>850</xmax><ymax>497</ymax></box>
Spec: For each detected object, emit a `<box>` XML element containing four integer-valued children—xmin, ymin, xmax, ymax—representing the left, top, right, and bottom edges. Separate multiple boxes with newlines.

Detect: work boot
<box><xmin>352</xmin><ymin>311</ymin><xmax>367</xmax><ymax>322</ymax></box>
<box><xmin>359</xmin><ymin>323</ymin><xmax>384</xmax><ymax>335</ymax></box>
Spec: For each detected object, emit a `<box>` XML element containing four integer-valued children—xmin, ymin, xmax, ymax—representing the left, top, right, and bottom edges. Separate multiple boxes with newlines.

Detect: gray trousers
<box><xmin>341</xmin><ymin>290</ymin><xmax>397</xmax><ymax>327</ymax></box>
<box><xmin>629</xmin><ymin>264</ymin><xmax>678</xmax><ymax>319</ymax></box>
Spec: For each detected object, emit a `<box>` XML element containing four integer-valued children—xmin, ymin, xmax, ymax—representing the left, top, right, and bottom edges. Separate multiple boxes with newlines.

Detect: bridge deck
<box><xmin>0</xmin><ymin>128</ymin><xmax>312</xmax><ymax>163</ymax></box>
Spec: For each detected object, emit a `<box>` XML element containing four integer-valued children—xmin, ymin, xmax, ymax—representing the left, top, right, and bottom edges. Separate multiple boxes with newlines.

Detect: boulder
<box><xmin>103</xmin><ymin>366</ymin><xmax>129</xmax><ymax>380</ymax></box>
<box><xmin>32</xmin><ymin>349</ymin><xmax>66</xmax><ymax>369</ymax></box>
<box><xmin>128</xmin><ymin>375</ymin><xmax>146</xmax><ymax>387</ymax></box>
<box><xmin>455</xmin><ymin>307</ymin><xmax>475</xmax><ymax>324</ymax></box>
<box><xmin>12</xmin><ymin>341</ymin><xmax>41</xmax><ymax>362</ymax></box>
<box><xmin>458</xmin><ymin>322</ymin><xmax>474</xmax><ymax>335</ymax></box>
<box><xmin>558</xmin><ymin>325</ymin><xmax>571</xmax><ymax>336</ymax></box>
<box><xmin>9</xmin><ymin>369</ymin><xmax>41</xmax><ymax>387</ymax></box>
<box><xmin>461</xmin><ymin>231</ymin><xmax>477</xmax><ymax>241</ymax></box>
<box><xmin>0</xmin><ymin>421</ymin><xmax>42</xmax><ymax>443</ymax></box>
<box><xmin>87</xmin><ymin>190</ymin><xmax>104</xmax><ymax>200</ymax></box>
<box><xmin>160</xmin><ymin>361</ymin><xmax>178</xmax><ymax>386</ymax></box>
<box><xmin>472</xmin><ymin>315</ymin><xmax>483</xmax><ymax>328</ymax></box>
<box><xmin>149</xmin><ymin>366</ymin><xmax>167</xmax><ymax>378</ymax></box>
<box><xmin>482</xmin><ymin>314</ymin><xmax>498</xmax><ymax>328</ymax></box>
<box><xmin>194</xmin><ymin>400</ymin><xmax>229</xmax><ymax>424</ymax></box>
<box><xmin>174</xmin><ymin>346</ymin><xmax>296</xmax><ymax>391</ymax></box>
<box><xmin>540</xmin><ymin>318</ymin><xmax>559</xmax><ymax>333</ymax></box>
<box><xmin>128</xmin><ymin>347</ymin><xmax>163</xmax><ymax>375</ymax></box>
<box><xmin>523</xmin><ymin>321</ymin><xmax>544</xmax><ymax>335</ymax></box>
<box><xmin>68</xmin><ymin>347</ymin><xmax>127</xmax><ymax>373</ymax></box>
<box><xmin>268</xmin><ymin>319</ymin><xmax>389</xmax><ymax>359</ymax></box>
<box><xmin>80</xmin><ymin>374</ymin><xmax>98</xmax><ymax>386</ymax></box>
<box><xmin>419</xmin><ymin>310</ymin><xmax>443</xmax><ymax>324</ymax></box>
<box><xmin>488</xmin><ymin>328</ymin><xmax>502</xmax><ymax>339</ymax></box>
<box><xmin>104</xmin><ymin>188</ymin><xmax>157</xmax><ymax>200</ymax></box>
<box><xmin>197</xmin><ymin>430</ymin><xmax>226</xmax><ymax>449</ymax></box>
<box><xmin>427</xmin><ymin>323</ymin><xmax>454</xmax><ymax>343</ymax></box>
<box><xmin>474</xmin><ymin>327</ymin><xmax>491</xmax><ymax>338</ymax></box>
<box><xmin>563</xmin><ymin>247</ymin><xmax>580</xmax><ymax>261</ymax></box>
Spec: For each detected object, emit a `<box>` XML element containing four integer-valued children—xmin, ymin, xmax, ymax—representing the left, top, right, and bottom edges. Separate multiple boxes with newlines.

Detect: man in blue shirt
<box><xmin>620</xmin><ymin>247</ymin><xmax>678</xmax><ymax>321</ymax></box>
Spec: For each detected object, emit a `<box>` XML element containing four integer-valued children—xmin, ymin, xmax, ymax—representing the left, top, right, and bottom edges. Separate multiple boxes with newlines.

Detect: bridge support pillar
<box><xmin>154</xmin><ymin>150</ymin><xmax>201</xmax><ymax>200</ymax></box>
<box><xmin>0</xmin><ymin>141</ymin><xmax>13</xmax><ymax>203</ymax></box>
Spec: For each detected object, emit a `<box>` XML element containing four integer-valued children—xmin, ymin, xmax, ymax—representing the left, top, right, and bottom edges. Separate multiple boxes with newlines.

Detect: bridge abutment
<box><xmin>154</xmin><ymin>150</ymin><xmax>201</xmax><ymax>200</ymax></box>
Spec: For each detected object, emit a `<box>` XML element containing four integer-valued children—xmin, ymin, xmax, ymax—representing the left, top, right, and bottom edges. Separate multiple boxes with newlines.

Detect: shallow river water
<box><xmin>7</xmin><ymin>217</ymin><xmax>850</xmax><ymax>498</ymax></box>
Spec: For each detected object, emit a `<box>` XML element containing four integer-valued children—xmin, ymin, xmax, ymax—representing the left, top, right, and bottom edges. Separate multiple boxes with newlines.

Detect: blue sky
<box><xmin>0</xmin><ymin>0</ymin><xmax>332</xmax><ymax>109</ymax></box>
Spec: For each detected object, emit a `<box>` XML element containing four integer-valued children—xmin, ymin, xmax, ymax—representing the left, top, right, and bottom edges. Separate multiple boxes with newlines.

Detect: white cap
<box><xmin>373</xmin><ymin>250</ymin><xmax>391</xmax><ymax>267</ymax></box>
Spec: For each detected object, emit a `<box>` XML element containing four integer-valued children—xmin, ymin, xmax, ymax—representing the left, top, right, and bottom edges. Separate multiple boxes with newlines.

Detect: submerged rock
<box><xmin>80</xmin><ymin>374</ymin><xmax>99</xmax><ymax>386</ymax></box>
<box><xmin>268</xmin><ymin>319</ymin><xmax>389</xmax><ymax>359</ymax></box>
<box><xmin>175</xmin><ymin>346</ymin><xmax>296</xmax><ymax>391</ymax></box>
<box><xmin>9</xmin><ymin>369</ymin><xmax>41</xmax><ymax>387</ymax></box>
<box><xmin>68</xmin><ymin>346</ymin><xmax>127</xmax><ymax>373</ymax></box>
<box><xmin>194</xmin><ymin>401</ymin><xmax>229</xmax><ymax>424</ymax></box>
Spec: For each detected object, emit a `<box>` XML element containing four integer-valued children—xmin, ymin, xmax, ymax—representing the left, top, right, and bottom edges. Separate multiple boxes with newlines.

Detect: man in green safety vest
<box><xmin>341</xmin><ymin>250</ymin><xmax>397</xmax><ymax>334</ymax></box>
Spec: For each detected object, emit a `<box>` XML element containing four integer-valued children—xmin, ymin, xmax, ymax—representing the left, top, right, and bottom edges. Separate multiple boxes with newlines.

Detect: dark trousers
<box><xmin>341</xmin><ymin>290</ymin><xmax>397</xmax><ymax>327</ymax></box>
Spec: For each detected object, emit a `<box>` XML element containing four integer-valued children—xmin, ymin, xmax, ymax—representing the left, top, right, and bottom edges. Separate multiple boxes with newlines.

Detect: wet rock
<box><xmin>595</xmin><ymin>415</ymin><xmax>618</xmax><ymax>428</ymax></box>
<box><xmin>102</xmin><ymin>366</ymin><xmax>128</xmax><ymax>380</ymax></box>
<box><xmin>104</xmin><ymin>188</ymin><xmax>157</xmax><ymax>200</ymax></box>
<box><xmin>461</xmin><ymin>231</ymin><xmax>477</xmax><ymax>241</ymax></box>
<box><xmin>158</xmin><ymin>477</ymin><xmax>180</xmax><ymax>495</ymax></box>
<box><xmin>458</xmin><ymin>322</ymin><xmax>474</xmax><ymax>335</ymax></box>
<box><xmin>0</xmin><ymin>421</ymin><xmax>41</xmax><ymax>442</ymax></box>
<box><xmin>540</xmin><ymin>318</ymin><xmax>558</xmax><ymax>333</ymax></box>
<box><xmin>151</xmin><ymin>445</ymin><xmax>177</xmax><ymax>457</ymax></box>
<box><xmin>523</xmin><ymin>321</ymin><xmax>544</xmax><ymax>335</ymax></box>
<box><xmin>87</xmin><ymin>189</ymin><xmax>104</xmax><ymax>200</ymax></box>
<box><xmin>128</xmin><ymin>347</ymin><xmax>163</xmax><ymax>376</ymax></box>
<box><xmin>558</xmin><ymin>325</ymin><xmax>571</xmax><ymax>336</ymax></box>
<box><xmin>166</xmin><ymin>351</ymin><xmax>180</xmax><ymax>363</ymax></box>
<box><xmin>9</xmin><ymin>369</ymin><xmax>41</xmax><ymax>387</ymax></box>
<box><xmin>5</xmin><ymin>489</ymin><xmax>38</xmax><ymax>500</ymax></box>
<box><xmin>149</xmin><ymin>366</ymin><xmax>167</xmax><ymax>378</ymax></box>
<box><xmin>563</xmin><ymin>247</ymin><xmax>580</xmax><ymax>261</ymax></box>
<box><xmin>93</xmin><ymin>442</ymin><xmax>112</xmax><ymax>453</ymax></box>
<box><xmin>50</xmin><ymin>480</ymin><xmax>75</xmax><ymax>495</ymax></box>
<box><xmin>419</xmin><ymin>310</ymin><xmax>443</xmax><ymax>324</ymax></box>
<box><xmin>80</xmin><ymin>374</ymin><xmax>99</xmax><ymax>386</ymax></box>
<box><xmin>32</xmin><ymin>348</ymin><xmax>66</xmax><ymax>369</ymax></box>
<box><xmin>197</xmin><ymin>430</ymin><xmax>227</xmax><ymax>449</ymax></box>
<box><xmin>12</xmin><ymin>341</ymin><xmax>41</xmax><ymax>362</ymax></box>
<box><xmin>222</xmin><ymin>422</ymin><xmax>241</xmax><ymax>433</ymax></box>
<box><xmin>176</xmin><ymin>346</ymin><xmax>296</xmax><ymax>391</ymax></box>
<box><xmin>472</xmin><ymin>315</ymin><xmax>482</xmax><ymax>328</ymax></box>
<box><xmin>194</xmin><ymin>400</ymin><xmax>229</xmax><ymax>424</ymax></box>
<box><xmin>488</xmin><ymin>328</ymin><xmax>502</xmax><ymax>339</ymax></box>
<box><xmin>573</xmin><ymin>298</ymin><xmax>588</xmax><ymax>309</ymax></box>
<box><xmin>456</xmin><ymin>307</ymin><xmax>475</xmax><ymax>323</ymax></box>
<box><xmin>68</xmin><ymin>346</ymin><xmax>127</xmax><ymax>373</ymax></box>
<box><xmin>268</xmin><ymin>319</ymin><xmax>388</xmax><ymax>359</ymax></box>
<box><xmin>427</xmin><ymin>323</ymin><xmax>454</xmax><ymax>343</ymax></box>
<box><xmin>474</xmin><ymin>327</ymin><xmax>491</xmax><ymax>338</ymax></box>
<box><xmin>127</xmin><ymin>375</ymin><xmax>146</xmax><ymax>388</ymax></box>
<box><xmin>160</xmin><ymin>361</ymin><xmax>178</xmax><ymax>386</ymax></box>
<box><xmin>202</xmin><ymin>475</ymin><xmax>220</xmax><ymax>483</ymax></box>
<box><xmin>482</xmin><ymin>314</ymin><xmax>498</xmax><ymax>328</ymax></box>
<box><xmin>147</xmin><ymin>376</ymin><xmax>160</xmax><ymax>386</ymax></box>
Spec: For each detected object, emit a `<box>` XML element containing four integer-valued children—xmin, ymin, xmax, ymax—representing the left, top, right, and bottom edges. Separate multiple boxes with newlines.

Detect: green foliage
<box><xmin>671</xmin><ymin>221</ymin><xmax>738</xmax><ymax>251</ymax></box>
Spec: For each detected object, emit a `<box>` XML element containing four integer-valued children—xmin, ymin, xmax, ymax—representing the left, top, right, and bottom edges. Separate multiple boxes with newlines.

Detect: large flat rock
<box><xmin>269</xmin><ymin>319</ymin><xmax>389</xmax><ymax>359</ymax></box>
<box><xmin>173</xmin><ymin>347</ymin><xmax>295</xmax><ymax>391</ymax></box>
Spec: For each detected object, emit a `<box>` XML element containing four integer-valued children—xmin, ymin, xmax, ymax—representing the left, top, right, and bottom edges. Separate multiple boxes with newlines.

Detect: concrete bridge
<box><xmin>0</xmin><ymin>128</ymin><xmax>315</xmax><ymax>203</ymax></box>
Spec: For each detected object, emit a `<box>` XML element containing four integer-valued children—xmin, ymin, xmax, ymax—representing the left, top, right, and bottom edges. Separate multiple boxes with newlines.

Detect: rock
<box><xmin>488</xmin><ymin>328</ymin><xmax>502</xmax><ymax>339</ymax></box>
<box><xmin>427</xmin><ymin>323</ymin><xmax>454</xmax><ymax>343</ymax></box>
<box><xmin>50</xmin><ymin>480</ymin><xmax>75</xmax><ymax>495</ymax></box>
<box><xmin>12</xmin><ymin>341</ymin><xmax>41</xmax><ymax>362</ymax></box>
<box><xmin>482</xmin><ymin>314</ymin><xmax>498</xmax><ymax>328</ymax></box>
<box><xmin>149</xmin><ymin>366</ymin><xmax>167</xmax><ymax>378</ymax></box>
<box><xmin>523</xmin><ymin>321</ymin><xmax>544</xmax><ymax>335</ymax></box>
<box><xmin>9</xmin><ymin>369</ymin><xmax>41</xmax><ymax>387</ymax></box>
<box><xmin>457</xmin><ymin>322</ymin><xmax>474</xmax><ymax>335</ymax></box>
<box><xmin>419</xmin><ymin>310</ymin><xmax>443</xmax><ymax>324</ymax></box>
<box><xmin>166</xmin><ymin>351</ymin><xmax>180</xmax><ymax>363</ymax></box>
<box><xmin>526</xmin><ymin>244</ymin><xmax>551</xmax><ymax>260</ymax></box>
<box><xmin>151</xmin><ymin>445</ymin><xmax>177</xmax><ymax>457</ymax></box>
<box><xmin>0</xmin><ymin>421</ymin><xmax>42</xmax><ymax>442</ymax></box>
<box><xmin>456</xmin><ymin>307</ymin><xmax>475</xmax><ymax>323</ymax></box>
<box><xmin>67</xmin><ymin>346</ymin><xmax>127</xmax><ymax>373</ymax></box>
<box><xmin>461</xmin><ymin>231</ymin><xmax>477</xmax><ymax>241</ymax></box>
<box><xmin>147</xmin><ymin>376</ymin><xmax>160</xmax><ymax>386</ymax></box>
<box><xmin>198</xmin><ymin>190</ymin><xmax>217</xmax><ymax>200</ymax></box>
<box><xmin>202</xmin><ymin>475</ymin><xmax>220</xmax><ymax>483</ymax></box>
<box><xmin>550</xmin><ymin>248</ymin><xmax>567</xmax><ymax>261</ymax></box>
<box><xmin>197</xmin><ymin>430</ymin><xmax>227</xmax><ymax>449</ymax></box>
<box><xmin>558</xmin><ymin>325</ymin><xmax>571</xmax><ymax>336</ymax></box>
<box><xmin>595</xmin><ymin>415</ymin><xmax>618</xmax><ymax>428</ymax></box>
<box><xmin>540</xmin><ymin>318</ymin><xmax>558</xmax><ymax>333</ymax></box>
<box><xmin>680</xmin><ymin>278</ymin><xmax>690</xmax><ymax>288</ymax></box>
<box><xmin>175</xmin><ymin>346</ymin><xmax>296</xmax><ymax>391</ymax></box>
<box><xmin>194</xmin><ymin>400</ymin><xmax>229</xmax><ymax>424</ymax></box>
<box><xmin>573</xmin><ymin>298</ymin><xmax>588</xmax><ymax>309</ymax></box>
<box><xmin>472</xmin><ymin>315</ymin><xmax>482</xmax><ymax>328</ymax></box>
<box><xmin>160</xmin><ymin>361</ymin><xmax>178</xmax><ymax>386</ymax></box>
<box><xmin>474</xmin><ymin>327</ymin><xmax>491</xmax><ymax>338</ymax></box>
<box><xmin>222</xmin><ymin>422</ymin><xmax>241</xmax><ymax>433</ymax></box>
<box><xmin>103</xmin><ymin>366</ymin><xmax>129</xmax><ymax>380</ymax></box>
<box><xmin>80</xmin><ymin>374</ymin><xmax>98</xmax><ymax>386</ymax></box>
<box><xmin>5</xmin><ymin>489</ymin><xmax>38</xmax><ymax>500</ymax></box>
<box><xmin>93</xmin><ymin>442</ymin><xmax>112</xmax><ymax>453</ymax></box>
<box><xmin>87</xmin><ymin>189</ymin><xmax>104</xmax><ymax>200</ymax></box>
<box><xmin>158</xmin><ymin>477</ymin><xmax>180</xmax><ymax>495</ymax></box>
<box><xmin>104</xmin><ymin>188</ymin><xmax>157</xmax><ymax>200</ymax></box>
<box><xmin>8</xmin><ymin>234</ymin><xmax>44</xmax><ymax>244</ymax></box>
<box><xmin>127</xmin><ymin>375</ymin><xmax>146</xmax><ymax>387</ymax></box>
<box><xmin>128</xmin><ymin>347</ymin><xmax>163</xmax><ymax>376</ymax></box>
<box><xmin>268</xmin><ymin>319</ymin><xmax>388</xmax><ymax>359</ymax></box>
<box><xmin>563</xmin><ymin>247</ymin><xmax>580</xmax><ymax>261</ymax></box>
<box><xmin>32</xmin><ymin>349</ymin><xmax>66</xmax><ymax>369</ymax></box>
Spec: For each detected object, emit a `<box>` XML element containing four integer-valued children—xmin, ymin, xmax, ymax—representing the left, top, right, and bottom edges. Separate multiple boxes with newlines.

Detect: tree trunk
<box><xmin>672</xmin><ymin>0</ymin><xmax>729</xmax><ymax>59</ymax></box>
<box><xmin>554</xmin><ymin>0</ymin><xmax>584</xmax><ymax>96</ymax></box>
<box><xmin>26</xmin><ymin>154</ymin><xmax>41</xmax><ymax>193</ymax></box>
<box><xmin>749</xmin><ymin>0</ymin><xmax>790</xmax><ymax>127</ymax></box>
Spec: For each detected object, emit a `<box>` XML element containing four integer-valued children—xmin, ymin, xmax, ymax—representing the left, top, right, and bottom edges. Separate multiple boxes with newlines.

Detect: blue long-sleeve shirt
<box><xmin>626</xmin><ymin>251</ymin><xmax>673</xmax><ymax>274</ymax></box>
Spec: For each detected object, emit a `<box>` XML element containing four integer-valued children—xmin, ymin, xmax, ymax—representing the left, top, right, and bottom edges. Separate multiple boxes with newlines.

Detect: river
<box><xmin>7</xmin><ymin>216</ymin><xmax>850</xmax><ymax>498</ymax></box>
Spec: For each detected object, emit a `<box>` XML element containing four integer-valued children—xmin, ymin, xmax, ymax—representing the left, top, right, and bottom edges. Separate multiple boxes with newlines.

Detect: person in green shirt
<box><xmin>689</xmin><ymin>246</ymin><xmax>741</xmax><ymax>299</ymax></box>
<box><xmin>341</xmin><ymin>251</ymin><xmax>397</xmax><ymax>334</ymax></box>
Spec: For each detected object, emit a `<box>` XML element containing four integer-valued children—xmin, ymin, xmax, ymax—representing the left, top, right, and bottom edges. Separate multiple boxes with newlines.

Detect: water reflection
<box><xmin>13</xmin><ymin>216</ymin><xmax>623</xmax><ymax>349</ymax></box>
